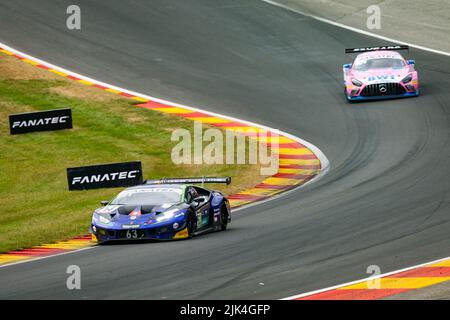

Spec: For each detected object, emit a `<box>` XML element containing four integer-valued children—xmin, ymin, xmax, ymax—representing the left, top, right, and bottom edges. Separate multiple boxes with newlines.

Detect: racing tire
<box><xmin>186</xmin><ymin>209</ymin><xmax>196</xmax><ymax>237</ymax></box>
<box><xmin>344</xmin><ymin>87</ymin><xmax>356</xmax><ymax>103</ymax></box>
<box><xmin>220</xmin><ymin>204</ymin><xmax>229</xmax><ymax>231</ymax></box>
<box><xmin>346</xmin><ymin>96</ymin><xmax>356</xmax><ymax>103</ymax></box>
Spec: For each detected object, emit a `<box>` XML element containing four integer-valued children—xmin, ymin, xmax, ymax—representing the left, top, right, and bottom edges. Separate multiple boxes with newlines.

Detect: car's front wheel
<box><xmin>186</xmin><ymin>209</ymin><xmax>196</xmax><ymax>237</ymax></box>
<box><xmin>220</xmin><ymin>204</ymin><xmax>229</xmax><ymax>231</ymax></box>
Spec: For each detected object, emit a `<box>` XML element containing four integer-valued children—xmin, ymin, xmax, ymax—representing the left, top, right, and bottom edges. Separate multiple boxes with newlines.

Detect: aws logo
<box><xmin>368</xmin><ymin>75</ymin><xmax>396</xmax><ymax>82</ymax></box>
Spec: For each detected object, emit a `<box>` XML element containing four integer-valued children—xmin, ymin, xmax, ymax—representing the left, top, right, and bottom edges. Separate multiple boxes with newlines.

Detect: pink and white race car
<box><xmin>343</xmin><ymin>46</ymin><xmax>419</xmax><ymax>101</ymax></box>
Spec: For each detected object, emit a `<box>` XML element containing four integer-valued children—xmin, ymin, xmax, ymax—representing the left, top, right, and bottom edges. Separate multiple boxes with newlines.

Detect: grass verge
<box><xmin>0</xmin><ymin>55</ymin><xmax>266</xmax><ymax>253</ymax></box>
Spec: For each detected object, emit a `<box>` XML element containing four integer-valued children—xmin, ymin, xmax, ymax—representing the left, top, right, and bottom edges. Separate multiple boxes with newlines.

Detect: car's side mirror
<box><xmin>194</xmin><ymin>196</ymin><xmax>207</xmax><ymax>203</ymax></box>
<box><xmin>407</xmin><ymin>60</ymin><xmax>415</xmax><ymax>65</ymax></box>
<box><xmin>191</xmin><ymin>196</ymin><xmax>207</xmax><ymax>207</ymax></box>
<box><xmin>100</xmin><ymin>201</ymin><xmax>109</xmax><ymax>206</ymax></box>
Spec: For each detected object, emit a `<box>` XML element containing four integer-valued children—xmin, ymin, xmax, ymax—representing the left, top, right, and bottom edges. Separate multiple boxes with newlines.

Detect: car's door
<box><xmin>195</xmin><ymin>200</ymin><xmax>211</xmax><ymax>230</ymax></box>
<box><xmin>192</xmin><ymin>186</ymin><xmax>212</xmax><ymax>229</ymax></box>
<box><xmin>185</xmin><ymin>186</ymin><xmax>210</xmax><ymax>230</ymax></box>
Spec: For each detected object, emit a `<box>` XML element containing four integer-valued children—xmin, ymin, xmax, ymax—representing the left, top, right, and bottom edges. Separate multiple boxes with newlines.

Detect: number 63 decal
<box><xmin>126</xmin><ymin>229</ymin><xmax>138</xmax><ymax>239</ymax></box>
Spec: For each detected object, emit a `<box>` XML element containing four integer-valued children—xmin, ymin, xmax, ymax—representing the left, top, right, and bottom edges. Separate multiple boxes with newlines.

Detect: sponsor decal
<box><xmin>354</xmin><ymin>46</ymin><xmax>402</xmax><ymax>52</ymax></box>
<box><xmin>120</xmin><ymin>188</ymin><xmax>182</xmax><ymax>195</ymax></box>
<box><xmin>9</xmin><ymin>108</ymin><xmax>72</xmax><ymax>135</ymax></box>
<box><xmin>122</xmin><ymin>224</ymin><xmax>140</xmax><ymax>229</ymax></box>
<box><xmin>368</xmin><ymin>75</ymin><xmax>396</xmax><ymax>82</ymax></box>
<box><xmin>355</xmin><ymin>55</ymin><xmax>399</xmax><ymax>64</ymax></box>
<box><xmin>129</xmin><ymin>207</ymin><xmax>141</xmax><ymax>220</ymax></box>
<box><xmin>346</xmin><ymin>45</ymin><xmax>409</xmax><ymax>53</ymax></box>
<box><xmin>67</xmin><ymin>161</ymin><xmax>143</xmax><ymax>190</ymax></box>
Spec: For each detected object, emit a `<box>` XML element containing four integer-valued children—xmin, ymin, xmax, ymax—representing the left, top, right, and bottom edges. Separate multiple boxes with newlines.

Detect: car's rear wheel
<box><xmin>220</xmin><ymin>204</ymin><xmax>229</xmax><ymax>231</ymax></box>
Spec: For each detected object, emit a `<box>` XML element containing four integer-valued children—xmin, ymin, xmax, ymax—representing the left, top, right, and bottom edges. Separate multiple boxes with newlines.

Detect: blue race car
<box><xmin>90</xmin><ymin>177</ymin><xmax>231</xmax><ymax>243</ymax></box>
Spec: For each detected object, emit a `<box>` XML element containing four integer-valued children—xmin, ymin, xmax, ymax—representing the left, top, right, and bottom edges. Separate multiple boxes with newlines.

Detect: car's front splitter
<box><xmin>347</xmin><ymin>91</ymin><xmax>420</xmax><ymax>101</ymax></box>
<box><xmin>92</xmin><ymin>224</ymin><xmax>189</xmax><ymax>242</ymax></box>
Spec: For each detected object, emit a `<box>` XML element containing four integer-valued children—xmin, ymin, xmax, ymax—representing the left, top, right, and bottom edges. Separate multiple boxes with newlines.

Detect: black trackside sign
<box><xmin>9</xmin><ymin>108</ymin><xmax>73</xmax><ymax>135</ymax></box>
<box><xmin>67</xmin><ymin>161</ymin><xmax>143</xmax><ymax>191</ymax></box>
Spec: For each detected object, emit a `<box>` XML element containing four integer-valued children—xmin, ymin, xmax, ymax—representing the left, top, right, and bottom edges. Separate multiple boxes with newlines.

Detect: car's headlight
<box><xmin>98</xmin><ymin>215</ymin><xmax>111</xmax><ymax>224</ymax></box>
<box><xmin>402</xmin><ymin>74</ymin><xmax>413</xmax><ymax>84</ymax></box>
<box><xmin>156</xmin><ymin>208</ymin><xmax>180</xmax><ymax>222</ymax></box>
<box><xmin>352</xmin><ymin>79</ymin><xmax>363</xmax><ymax>87</ymax></box>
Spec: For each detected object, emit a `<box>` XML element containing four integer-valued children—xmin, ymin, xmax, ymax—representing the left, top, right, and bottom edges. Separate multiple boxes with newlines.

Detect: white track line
<box><xmin>262</xmin><ymin>0</ymin><xmax>450</xmax><ymax>57</ymax></box>
<box><xmin>0</xmin><ymin>41</ymin><xmax>329</xmax><ymax>268</ymax></box>
<box><xmin>261</xmin><ymin>0</ymin><xmax>450</xmax><ymax>299</ymax></box>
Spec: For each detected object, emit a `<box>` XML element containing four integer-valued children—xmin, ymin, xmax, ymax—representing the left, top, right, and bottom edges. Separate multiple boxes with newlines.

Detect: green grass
<box><xmin>0</xmin><ymin>76</ymin><xmax>263</xmax><ymax>253</ymax></box>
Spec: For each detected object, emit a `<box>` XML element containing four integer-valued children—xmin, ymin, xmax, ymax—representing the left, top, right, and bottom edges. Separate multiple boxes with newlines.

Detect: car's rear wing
<box><xmin>345</xmin><ymin>45</ymin><xmax>409</xmax><ymax>54</ymax></box>
<box><xmin>144</xmin><ymin>176</ymin><xmax>231</xmax><ymax>185</ymax></box>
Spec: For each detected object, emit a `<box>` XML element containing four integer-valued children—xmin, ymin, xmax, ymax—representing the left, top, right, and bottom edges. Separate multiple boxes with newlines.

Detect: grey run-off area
<box><xmin>275</xmin><ymin>0</ymin><xmax>450</xmax><ymax>53</ymax></box>
<box><xmin>0</xmin><ymin>0</ymin><xmax>449</xmax><ymax>299</ymax></box>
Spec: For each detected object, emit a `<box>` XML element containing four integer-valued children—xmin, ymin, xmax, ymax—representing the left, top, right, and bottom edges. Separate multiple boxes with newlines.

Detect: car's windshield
<box><xmin>110</xmin><ymin>188</ymin><xmax>182</xmax><ymax>205</ymax></box>
<box><xmin>354</xmin><ymin>58</ymin><xmax>405</xmax><ymax>71</ymax></box>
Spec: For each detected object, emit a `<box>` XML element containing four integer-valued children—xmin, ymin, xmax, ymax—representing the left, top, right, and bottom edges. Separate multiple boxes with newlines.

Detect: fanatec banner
<box><xmin>9</xmin><ymin>108</ymin><xmax>73</xmax><ymax>135</ymax></box>
<box><xmin>67</xmin><ymin>161</ymin><xmax>143</xmax><ymax>191</ymax></box>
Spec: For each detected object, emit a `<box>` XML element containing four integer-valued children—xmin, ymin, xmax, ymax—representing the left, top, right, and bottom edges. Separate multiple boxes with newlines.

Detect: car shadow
<box><xmin>97</xmin><ymin>227</ymin><xmax>239</xmax><ymax>246</ymax></box>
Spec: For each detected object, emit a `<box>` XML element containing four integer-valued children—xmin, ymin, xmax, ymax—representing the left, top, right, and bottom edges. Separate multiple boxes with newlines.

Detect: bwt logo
<box><xmin>12</xmin><ymin>116</ymin><xmax>69</xmax><ymax>128</ymax></box>
<box><xmin>72</xmin><ymin>171</ymin><xmax>140</xmax><ymax>185</ymax></box>
<box><xmin>368</xmin><ymin>75</ymin><xmax>395</xmax><ymax>81</ymax></box>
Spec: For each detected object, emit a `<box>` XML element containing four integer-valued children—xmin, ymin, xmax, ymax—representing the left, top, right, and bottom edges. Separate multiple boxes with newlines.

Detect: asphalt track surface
<box><xmin>1</xmin><ymin>0</ymin><xmax>450</xmax><ymax>299</ymax></box>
